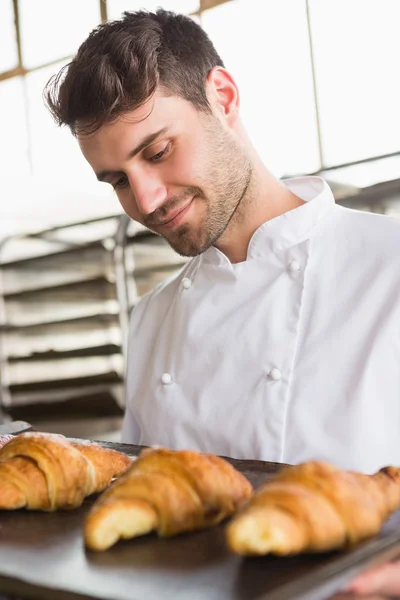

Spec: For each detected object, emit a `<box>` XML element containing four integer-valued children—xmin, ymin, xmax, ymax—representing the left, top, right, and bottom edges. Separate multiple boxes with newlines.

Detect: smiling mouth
<box><xmin>152</xmin><ymin>199</ymin><xmax>194</xmax><ymax>229</ymax></box>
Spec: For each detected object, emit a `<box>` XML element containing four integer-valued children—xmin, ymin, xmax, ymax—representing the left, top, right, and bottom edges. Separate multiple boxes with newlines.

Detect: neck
<box><xmin>215</xmin><ymin>155</ymin><xmax>305</xmax><ymax>264</ymax></box>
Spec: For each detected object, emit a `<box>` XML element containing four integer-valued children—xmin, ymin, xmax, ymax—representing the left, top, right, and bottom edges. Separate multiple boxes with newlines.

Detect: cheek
<box><xmin>168</xmin><ymin>142</ymin><xmax>204</xmax><ymax>184</ymax></box>
<box><xmin>117</xmin><ymin>191</ymin><xmax>143</xmax><ymax>223</ymax></box>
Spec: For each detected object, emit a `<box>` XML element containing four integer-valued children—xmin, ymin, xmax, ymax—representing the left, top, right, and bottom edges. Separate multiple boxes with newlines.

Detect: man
<box><xmin>45</xmin><ymin>9</ymin><xmax>400</xmax><ymax>596</ymax></box>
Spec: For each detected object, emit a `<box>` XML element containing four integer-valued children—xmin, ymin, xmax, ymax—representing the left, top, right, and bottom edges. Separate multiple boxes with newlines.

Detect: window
<box><xmin>202</xmin><ymin>0</ymin><xmax>320</xmax><ymax>176</ymax></box>
<box><xmin>25</xmin><ymin>62</ymin><xmax>94</xmax><ymax>180</ymax></box>
<box><xmin>18</xmin><ymin>0</ymin><xmax>101</xmax><ymax>68</ymax></box>
<box><xmin>0</xmin><ymin>0</ymin><xmax>18</xmax><ymax>72</ymax></box>
<box><xmin>0</xmin><ymin>77</ymin><xmax>30</xmax><ymax>177</ymax></box>
<box><xmin>107</xmin><ymin>0</ymin><xmax>199</xmax><ymax>20</ymax></box>
<box><xmin>308</xmin><ymin>0</ymin><xmax>400</xmax><ymax>167</ymax></box>
<box><xmin>0</xmin><ymin>0</ymin><xmax>399</xmax><ymax>206</ymax></box>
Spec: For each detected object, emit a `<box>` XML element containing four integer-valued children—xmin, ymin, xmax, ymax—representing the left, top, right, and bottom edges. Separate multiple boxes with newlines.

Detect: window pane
<box><xmin>19</xmin><ymin>0</ymin><xmax>101</xmax><ymax>69</ymax></box>
<box><xmin>23</xmin><ymin>63</ymin><xmax>118</xmax><ymax>225</ymax></box>
<box><xmin>309</xmin><ymin>0</ymin><xmax>400</xmax><ymax>166</ymax></box>
<box><xmin>107</xmin><ymin>0</ymin><xmax>199</xmax><ymax>20</ymax></box>
<box><xmin>0</xmin><ymin>78</ymin><xmax>30</xmax><ymax>177</ymax></box>
<box><xmin>202</xmin><ymin>0</ymin><xmax>320</xmax><ymax>176</ymax></box>
<box><xmin>0</xmin><ymin>0</ymin><xmax>18</xmax><ymax>72</ymax></box>
<box><xmin>25</xmin><ymin>62</ymin><xmax>95</xmax><ymax>181</ymax></box>
<box><xmin>0</xmin><ymin>77</ymin><xmax>31</xmax><ymax>239</ymax></box>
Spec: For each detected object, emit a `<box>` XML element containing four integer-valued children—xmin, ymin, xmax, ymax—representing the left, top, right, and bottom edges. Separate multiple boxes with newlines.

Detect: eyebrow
<box><xmin>96</xmin><ymin>126</ymin><xmax>170</xmax><ymax>182</ymax></box>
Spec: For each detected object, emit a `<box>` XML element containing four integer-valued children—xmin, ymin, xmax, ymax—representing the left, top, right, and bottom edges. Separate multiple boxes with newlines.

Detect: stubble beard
<box><xmin>163</xmin><ymin>119</ymin><xmax>253</xmax><ymax>257</ymax></box>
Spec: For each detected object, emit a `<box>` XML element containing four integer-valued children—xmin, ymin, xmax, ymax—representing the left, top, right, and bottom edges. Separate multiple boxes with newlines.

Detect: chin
<box><xmin>170</xmin><ymin>244</ymin><xmax>201</xmax><ymax>258</ymax></box>
<box><xmin>165</xmin><ymin>223</ymin><xmax>214</xmax><ymax>257</ymax></box>
<box><xmin>167</xmin><ymin>237</ymin><xmax>206</xmax><ymax>258</ymax></box>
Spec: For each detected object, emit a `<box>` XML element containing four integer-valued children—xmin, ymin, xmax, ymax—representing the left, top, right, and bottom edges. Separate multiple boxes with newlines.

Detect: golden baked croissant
<box><xmin>0</xmin><ymin>432</ymin><xmax>131</xmax><ymax>511</ymax></box>
<box><xmin>226</xmin><ymin>460</ymin><xmax>400</xmax><ymax>556</ymax></box>
<box><xmin>84</xmin><ymin>447</ymin><xmax>253</xmax><ymax>551</ymax></box>
<box><xmin>0</xmin><ymin>434</ymin><xmax>15</xmax><ymax>450</ymax></box>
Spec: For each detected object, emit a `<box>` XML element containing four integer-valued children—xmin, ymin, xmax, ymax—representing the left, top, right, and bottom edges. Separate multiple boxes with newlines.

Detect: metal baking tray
<box><xmin>0</xmin><ymin>430</ymin><xmax>400</xmax><ymax>599</ymax></box>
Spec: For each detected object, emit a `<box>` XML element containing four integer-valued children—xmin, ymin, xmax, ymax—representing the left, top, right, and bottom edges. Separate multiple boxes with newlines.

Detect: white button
<box><xmin>161</xmin><ymin>372</ymin><xmax>173</xmax><ymax>385</ymax></box>
<box><xmin>288</xmin><ymin>260</ymin><xmax>300</xmax><ymax>273</ymax></box>
<box><xmin>268</xmin><ymin>368</ymin><xmax>282</xmax><ymax>381</ymax></box>
<box><xmin>182</xmin><ymin>277</ymin><xmax>192</xmax><ymax>289</ymax></box>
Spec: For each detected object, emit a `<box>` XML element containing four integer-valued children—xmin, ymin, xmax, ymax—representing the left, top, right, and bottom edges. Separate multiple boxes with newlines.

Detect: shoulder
<box><xmin>331</xmin><ymin>205</ymin><xmax>400</xmax><ymax>255</ymax></box>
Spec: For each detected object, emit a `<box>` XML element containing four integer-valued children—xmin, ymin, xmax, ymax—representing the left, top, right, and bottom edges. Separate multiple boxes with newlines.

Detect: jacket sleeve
<box><xmin>121</xmin><ymin>298</ymin><xmax>149</xmax><ymax>445</ymax></box>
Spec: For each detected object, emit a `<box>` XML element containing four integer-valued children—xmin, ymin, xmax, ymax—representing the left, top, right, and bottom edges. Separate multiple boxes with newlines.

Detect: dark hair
<box><xmin>44</xmin><ymin>9</ymin><xmax>224</xmax><ymax>136</ymax></box>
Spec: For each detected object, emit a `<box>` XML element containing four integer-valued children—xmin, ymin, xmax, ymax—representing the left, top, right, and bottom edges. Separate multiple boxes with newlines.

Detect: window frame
<box><xmin>1</xmin><ymin>0</ymin><xmax>399</xmax><ymax>177</ymax></box>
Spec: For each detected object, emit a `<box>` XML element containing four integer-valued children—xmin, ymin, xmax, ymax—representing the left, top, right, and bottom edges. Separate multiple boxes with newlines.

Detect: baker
<box><xmin>45</xmin><ymin>9</ymin><xmax>400</xmax><ymax>596</ymax></box>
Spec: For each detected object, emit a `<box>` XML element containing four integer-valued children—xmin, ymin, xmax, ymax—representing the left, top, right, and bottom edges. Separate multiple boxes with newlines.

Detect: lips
<box><xmin>153</xmin><ymin>199</ymin><xmax>193</xmax><ymax>228</ymax></box>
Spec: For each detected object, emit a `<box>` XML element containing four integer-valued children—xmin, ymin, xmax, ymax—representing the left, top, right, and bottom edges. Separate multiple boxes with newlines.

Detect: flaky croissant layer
<box><xmin>227</xmin><ymin>460</ymin><xmax>400</xmax><ymax>556</ymax></box>
<box><xmin>84</xmin><ymin>447</ymin><xmax>253</xmax><ymax>551</ymax></box>
<box><xmin>0</xmin><ymin>432</ymin><xmax>131</xmax><ymax>511</ymax></box>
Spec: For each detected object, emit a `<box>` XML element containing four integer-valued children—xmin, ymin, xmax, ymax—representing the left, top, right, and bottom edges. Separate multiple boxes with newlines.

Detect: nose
<box><xmin>128</xmin><ymin>167</ymin><xmax>167</xmax><ymax>215</ymax></box>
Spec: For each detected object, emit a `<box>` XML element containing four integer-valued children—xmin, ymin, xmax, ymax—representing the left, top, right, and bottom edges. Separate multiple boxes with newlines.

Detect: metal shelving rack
<box><xmin>0</xmin><ymin>214</ymin><xmax>187</xmax><ymax>425</ymax></box>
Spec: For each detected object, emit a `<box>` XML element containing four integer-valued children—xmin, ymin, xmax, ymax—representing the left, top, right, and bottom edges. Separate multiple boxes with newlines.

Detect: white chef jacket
<box><xmin>122</xmin><ymin>176</ymin><xmax>400</xmax><ymax>474</ymax></box>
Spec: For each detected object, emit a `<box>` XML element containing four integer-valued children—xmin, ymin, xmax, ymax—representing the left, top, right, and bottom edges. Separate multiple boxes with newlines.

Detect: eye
<box><xmin>112</xmin><ymin>175</ymin><xmax>129</xmax><ymax>190</ymax></box>
<box><xmin>148</xmin><ymin>141</ymin><xmax>172</xmax><ymax>162</ymax></box>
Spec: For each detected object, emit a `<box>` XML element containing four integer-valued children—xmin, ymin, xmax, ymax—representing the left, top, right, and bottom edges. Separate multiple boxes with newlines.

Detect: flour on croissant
<box><xmin>84</xmin><ymin>447</ymin><xmax>253</xmax><ymax>551</ymax></box>
<box><xmin>226</xmin><ymin>460</ymin><xmax>400</xmax><ymax>556</ymax></box>
<box><xmin>0</xmin><ymin>432</ymin><xmax>131</xmax><ymax>511</ymax></box>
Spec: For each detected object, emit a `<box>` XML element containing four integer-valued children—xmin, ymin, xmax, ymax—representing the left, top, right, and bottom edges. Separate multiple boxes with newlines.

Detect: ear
<box><xmin>206</xmin><ymin>66</ymin><xmax>240</xmax><ymax>127</ymax></box>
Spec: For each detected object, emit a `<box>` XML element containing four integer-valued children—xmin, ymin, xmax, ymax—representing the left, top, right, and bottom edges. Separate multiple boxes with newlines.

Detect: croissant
<box><xmin>226</xmin><ymin>460</ymin><xmax>400</xmax><ymax>556</ymax></box>
<box><xmin>0</xmin><ymin>434</ymin><xmax>15</xmax><ymax>450</ymax></box>
<box><xmin>84</xmin><ymin>447</ymin><xmax>253</xmax><ymax>551</ymax></box>
<box><xmin>0</xmin><ymin>432</ymin><xmax>131</xmax><ymax>511</ymax></box>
